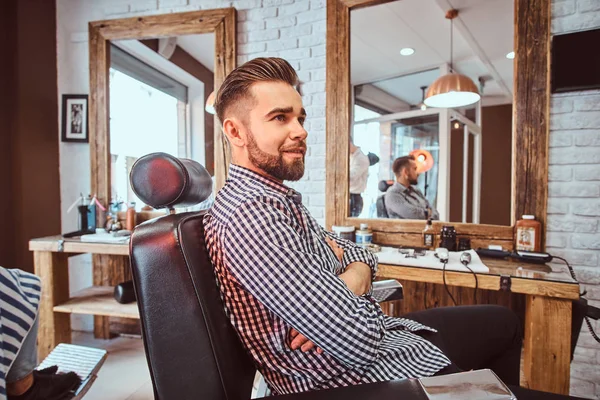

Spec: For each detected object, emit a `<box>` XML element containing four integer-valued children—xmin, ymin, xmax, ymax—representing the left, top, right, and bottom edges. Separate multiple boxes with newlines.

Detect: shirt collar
<box><xmin>228</xmin><ymin>164</ymin><xmax>303</xmax><ymax>204</ymax></box>
<box><xmin>394</xmin><ymin>182</ymin><xmax>411</xmax><ymax>193</ymax></box>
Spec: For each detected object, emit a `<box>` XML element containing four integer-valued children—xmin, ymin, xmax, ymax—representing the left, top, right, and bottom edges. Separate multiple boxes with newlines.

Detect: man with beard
<box><xmin>385</xmin><ymin>155</ymin><xmax>440</xmax><ymax>220</ymax></box>
<box><xmin>203</xmin><ymin>58</ymin><xmax>521</xmax><ymax>395</ymax></box>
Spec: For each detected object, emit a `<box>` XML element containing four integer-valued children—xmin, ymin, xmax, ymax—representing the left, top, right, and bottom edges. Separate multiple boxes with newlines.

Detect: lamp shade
<box><xmin>424</xmin><ymin>73</ymin><xmax>480</xmax><ymax>108</ymax></box>
<box><xmin>205</xmin><ymin>91</ymin><xmax>216</xmax><ymax>114</ymax></box>
<box><xmin>409</xmin><ymin>149</ymin><xmax>434</xmax><ymax>173</ymax></box>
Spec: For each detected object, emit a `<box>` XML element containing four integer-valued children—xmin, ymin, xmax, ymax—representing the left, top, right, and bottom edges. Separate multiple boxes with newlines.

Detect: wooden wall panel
<box><xmin>513</xmin><ymin>0</ymin><xmax>551</xmax><ymax>248</ymax></box>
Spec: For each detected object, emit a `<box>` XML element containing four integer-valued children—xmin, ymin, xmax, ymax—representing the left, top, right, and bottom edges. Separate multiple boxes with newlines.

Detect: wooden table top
<box><xmin>29</xmin><ymin>235</ymin><xmax>129</xmax><ymax>256</ymax></box>
<box><xmin>30</xmin><ymin>235</ymin><xmax>579</xmax><ymax>299</ymax></box>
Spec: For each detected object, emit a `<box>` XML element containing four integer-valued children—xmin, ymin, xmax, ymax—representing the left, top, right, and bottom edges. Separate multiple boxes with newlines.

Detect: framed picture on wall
<box><xmin>61</xmin><ymin>94</ymin><xmax>89</xmax><ymax>143</ymax></box>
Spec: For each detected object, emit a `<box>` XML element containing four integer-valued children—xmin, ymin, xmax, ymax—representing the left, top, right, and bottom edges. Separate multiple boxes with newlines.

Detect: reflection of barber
<box><xmin>349</xmin><ymin>140</ymin><xmax>370</xmax><ymax>217</ymax></box>
<box><xmin>385</xmin><ymin>155</ymin><xmax>439</xmax><ymax>220</ymax></box>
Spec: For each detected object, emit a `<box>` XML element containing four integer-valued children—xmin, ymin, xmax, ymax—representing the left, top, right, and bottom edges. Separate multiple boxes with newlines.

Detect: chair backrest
<box><xmin>376</xmin><ymin>195</ymin><xmax>389</xmax><ymax>218</ymax></box>
<box><xmin>129</xmin><ymin>153</ymin><xmax>256</xmax><ymax>400</ymax></box>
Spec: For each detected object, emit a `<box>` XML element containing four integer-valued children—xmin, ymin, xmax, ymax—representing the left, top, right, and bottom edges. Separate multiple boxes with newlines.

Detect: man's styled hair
<box><xmin>215</xmin><ymin>57</ymin><xmax>300</xmax><ymax>123</ymax></box>
<box><xmin>392</xmin><ymin>155</ymin><xmax>415</xmax><ymax>177</ymax></box>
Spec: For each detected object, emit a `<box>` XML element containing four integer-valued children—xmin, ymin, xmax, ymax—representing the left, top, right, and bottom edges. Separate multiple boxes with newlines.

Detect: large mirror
<box><xmin>88</xmin><ymin>9</ymin><xmax>236</xmax><ymax>214</ymax></box>
<box><xmin>348</xmin><ymin>0</ymin><xmax>513</xmax><ymax>226</ymax></box>
<box><xmin>109</xmin><ymin>34</ymin><xmax>215</xmax><ymax>210</ymax></box>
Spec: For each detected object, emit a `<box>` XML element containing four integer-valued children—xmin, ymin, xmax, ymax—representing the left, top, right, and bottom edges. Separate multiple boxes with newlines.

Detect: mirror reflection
<box><xmin>349</xmin><ymin>0</ymin><xmax>513</xmax><ymax>225</ymax></box>
<box><xmin>109</xmin><ymin>34</ymin><xmax>215</xmax><ymax>210</ymax></box>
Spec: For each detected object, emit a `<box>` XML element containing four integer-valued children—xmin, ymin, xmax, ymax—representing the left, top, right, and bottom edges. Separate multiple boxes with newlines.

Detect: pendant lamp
<box><xmin>424</xmin><ymin>9</ymin><xmax>480</xmax><ymax>108</ymax></box>
<box><xmin>205</xmin><ymin>91</ymin><xmax>216</xmax><ymax>114</ymax></box>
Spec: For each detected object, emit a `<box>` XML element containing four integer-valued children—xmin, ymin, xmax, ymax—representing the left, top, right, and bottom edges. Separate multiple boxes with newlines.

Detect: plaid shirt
<box><xmin>204</xmin><ymin>165</ymin><xmax>450</xmax><ymax>394</ymax></box>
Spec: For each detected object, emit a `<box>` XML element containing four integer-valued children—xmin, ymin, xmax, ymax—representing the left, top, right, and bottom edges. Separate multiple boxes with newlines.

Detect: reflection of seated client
<box><xmin>385</xmin><ymin>155</ymin><xmax>439</xmax><ymax>220</ymax></box>
<box><xmin>349</xmin><ymin>140</ymin><xmax>370</xmax><ymax>217</ymax></box>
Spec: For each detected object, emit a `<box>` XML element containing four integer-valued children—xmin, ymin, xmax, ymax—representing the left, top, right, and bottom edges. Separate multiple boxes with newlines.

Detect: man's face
<box><xmin>240</xmin><ymin>81</ymin><xmax>308</xmax><ymax>181</ymax></box>
<box><xmin>406</xmin><ymin>160</ymin><xmax>419</xmax><ymax>185</ymax></box>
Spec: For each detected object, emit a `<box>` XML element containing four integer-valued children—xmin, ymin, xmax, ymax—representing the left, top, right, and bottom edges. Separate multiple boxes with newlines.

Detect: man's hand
<box><xmin>326</xmin><ymin>236</ymin><xmax>372</xmax><ymax>296</ymax></box>
<box><xmin>288</xmin><ymin>328</ymin><xmax>323</xmax><ymax>354</ymax></box>
<box><xmin>339</xmin><ymin>262</ymin><xmax>372</xmax><ymax>296</ymax></box>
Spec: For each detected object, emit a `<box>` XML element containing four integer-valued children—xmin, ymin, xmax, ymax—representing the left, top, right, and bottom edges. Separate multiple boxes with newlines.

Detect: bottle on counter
<box><xmin>126</xmin><ymin>202</ymin><xmax>137</xmax><ymax>231</ymax></box>
<box><xmin>355</xmin><ymin>223</ymin><xmax>373</xmax><ymax>246</ymax></box>
<box><xmin>422</xmin><ymin>218</ymin><xmax>435</xmax><ymax>249</ymax></box>
<box><xmin>515</xmin><ymin>215</ymin><xmax>542</xmax><ymax>252</ymax></box>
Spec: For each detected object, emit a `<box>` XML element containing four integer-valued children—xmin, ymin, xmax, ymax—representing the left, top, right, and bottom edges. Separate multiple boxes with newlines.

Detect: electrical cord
<box><xmin>441</xmin><ymin>260</ymin><xmax>458</xmax><ymax>306</ymax></box>
<box><xmin>438</xmin><ymin>254</ymin><xmax>478</xmax><ymax>306</ymax></box>
<box><xmin>552</xmin><ymin>255</ymin><xmax>600</xmax><ymax>344</ymax></box>
<box><xmin>461</xmin><ymin>262</ymin><xmax>479</xmax><ymax>304</ymax></box>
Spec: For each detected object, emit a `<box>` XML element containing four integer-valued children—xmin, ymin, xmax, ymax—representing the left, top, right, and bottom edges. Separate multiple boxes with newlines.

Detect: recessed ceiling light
<box><xmin>400</xmin><ymin>47</ymin><xmax>415</xmax><ymax>56</ymax></box>
<box><xmin>506</xmin><ymin>51</ymin><xmax>515</xmax><ymax>59</ymax></box>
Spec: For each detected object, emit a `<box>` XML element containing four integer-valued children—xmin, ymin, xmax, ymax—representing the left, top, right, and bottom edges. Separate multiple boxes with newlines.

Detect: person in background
<box><xmin>349</xmin><ymin>139</ymin><xmax>370</xmax><ymax>217</ymax></box>
<box><xmin>385</xmin><ymin>155</ymin><xmax>439</xmax><ymax>220</ymax></box>
<box><xmin>1</xmin><ymin>267</ymin><xmax>81</xmax><ymax>400</ymax></box>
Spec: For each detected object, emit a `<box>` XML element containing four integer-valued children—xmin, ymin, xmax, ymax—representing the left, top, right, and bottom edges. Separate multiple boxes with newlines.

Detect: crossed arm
<box><xmin>224</xmin><ymin>197</ymin><xmax>382</xmax><ymax>367</ymax></box>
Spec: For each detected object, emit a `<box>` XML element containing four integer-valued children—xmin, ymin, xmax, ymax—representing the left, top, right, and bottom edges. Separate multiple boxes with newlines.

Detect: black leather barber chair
<box><xmin>376</xmin><ymin>196</ymin><xmax>389</xmax><ymax>218</ymax></box>
<box><xmin>128</xmin><ymin>152</ymin><xmax>584</xmax><ymax>400</ymax></box>
<box><xmin>376</xmin><ymin>180</ymin><xmax>393</xmax><ymax>218</ymax></box>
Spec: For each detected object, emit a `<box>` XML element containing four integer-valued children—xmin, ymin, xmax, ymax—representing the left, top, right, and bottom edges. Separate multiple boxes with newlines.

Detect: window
<box><xmin>109</xmin><ymin>45</ymin><xmax>188</xmax><ymax>210</ymax></box>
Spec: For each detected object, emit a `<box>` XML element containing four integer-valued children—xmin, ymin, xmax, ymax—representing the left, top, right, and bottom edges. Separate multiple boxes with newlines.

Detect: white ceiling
<box><xmin>176</xmin><ymin>34</ymin><xmax>215</xmax><ymax>72</ymax></box>
<box><xmin>351</xmin><ymin>0</ymin><xmax>514</xmax><ymax>107</ymax></box>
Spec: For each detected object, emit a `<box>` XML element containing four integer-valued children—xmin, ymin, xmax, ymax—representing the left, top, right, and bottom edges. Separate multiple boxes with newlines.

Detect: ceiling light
<box><xmin>400</xmin><ymin>47</ymin><xmax>415</xmax><ymax>56</ymax></box>
<box><xmin>424</xmin><ymin>9</ymin><xmax>480</xmax><ymax>108</ymax></box>
<box><xmin>454</xmin><ymin>121</ymin><xmax>460</xmax><ymax>129</ymax></box>
<box><xmin>205</xmin><ymin>91</ymin><xmax>216</xmax><ymax>114</ymax></box>
<box><xmin>506</xmin><ymin>51</ymin><xmax>515</xmax><ymax>59</ymax></box>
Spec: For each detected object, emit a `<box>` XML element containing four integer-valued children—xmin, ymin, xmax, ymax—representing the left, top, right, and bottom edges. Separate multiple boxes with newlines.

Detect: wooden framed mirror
<box><xmin>326</xmin><ymin>0</ymin><xmax>550</xmax><ymax>249</ymax></box>
<box><xmin>89</xmin><ymin>8</ymin><xmax>236</xmax><ymax>213</ymax></box>
<box><xmin>86</xmin><ymin>8</ymin><xmax>235</xmax><ymax>338</ymax></box>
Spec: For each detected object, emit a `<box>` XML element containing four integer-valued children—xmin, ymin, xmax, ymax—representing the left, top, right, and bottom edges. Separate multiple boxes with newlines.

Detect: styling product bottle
<box><xmin>126</xmin><ymin>202</ymin><xmax>137</xmax><ymax>231</ymax></box>
<box><xmin>422</xmin><ymin>218</ymin><xmax>435</xmax><ymax>249</ymax></box>
<box><xmin>355</xmin><ymin>223</ymin><xmax>373</xmax><ymax>246</ymax></box>
<box><xmin>515</xmin><ymin>215</ymin><xmax>541</xmax><ymax>252</ymax></box>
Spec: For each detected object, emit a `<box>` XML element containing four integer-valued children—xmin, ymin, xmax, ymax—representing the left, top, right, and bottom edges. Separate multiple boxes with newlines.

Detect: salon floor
<box><xmin>71</xmin><ymin>332</ymin><xmax>262</xmax><ymax>399</ymax></box>
<box><xmin>72</xmin><ymin>332</ymin><xmax>153</xmax><ymax>400</ymax></box>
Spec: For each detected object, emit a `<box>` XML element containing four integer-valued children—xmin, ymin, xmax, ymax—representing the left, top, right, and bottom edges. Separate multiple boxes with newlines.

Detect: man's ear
<box><xmin>222</xmin><ymin>118</ymin><xmax>246</xmax><ymax>148</ymax></box>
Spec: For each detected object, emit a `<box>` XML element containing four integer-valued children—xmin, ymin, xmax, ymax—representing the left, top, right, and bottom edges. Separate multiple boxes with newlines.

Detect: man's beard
<box><xmin>409</xmin><ymin>177</ymin><xmax>419</xmax><ymax>186</ymax></box>
<box><xmin>246</xmin><ymin>131</ymin><xmax>306</xmax><ymax>181</ymax></box>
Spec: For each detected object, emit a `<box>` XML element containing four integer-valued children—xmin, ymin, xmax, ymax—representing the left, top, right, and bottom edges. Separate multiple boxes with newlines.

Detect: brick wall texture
<box><xmin>550</xmin><ymin>0</ymin><xmax>600</xmax><ymax>397</ymax></box>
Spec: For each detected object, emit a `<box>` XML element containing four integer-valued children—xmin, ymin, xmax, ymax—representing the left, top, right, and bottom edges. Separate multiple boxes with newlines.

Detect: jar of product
<box><xmin>356</xmin><ymin>223</ymin><xmax>373</xmax><ymax>246</ymax></box>
<box><xmin>516</xmin><ymin>215</ymin><xmax>542</xmax><ymax>252</ymax></box>
<box><xmin>332</xmin><ymin>225</ymin><xmax>355</xmax><ymax>242</ymax></box>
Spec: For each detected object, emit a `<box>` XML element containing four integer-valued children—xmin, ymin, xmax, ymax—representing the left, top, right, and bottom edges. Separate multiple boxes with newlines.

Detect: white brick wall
<box><xmin>550</xmin><ymin>0</ymin><xmax>600</xmax><ymax>397</ymax></box>
<box><xmin>56</xmin><ymin>0</ymin><xmax>326</xmax><ymax>332</ymax></box>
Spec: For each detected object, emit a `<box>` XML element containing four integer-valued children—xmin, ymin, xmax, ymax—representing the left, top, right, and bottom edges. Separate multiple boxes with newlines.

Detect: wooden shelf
<box><xmin>54</xmin><ymin>286</ymin><xmax>139</xmax><ymax>319</ymax></box>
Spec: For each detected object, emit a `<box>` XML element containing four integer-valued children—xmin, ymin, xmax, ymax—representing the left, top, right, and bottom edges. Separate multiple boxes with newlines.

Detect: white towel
<box><xmin>375</xmin><ymin>248</ymin><xmax>489</xmax><ymax>273</ymax></box>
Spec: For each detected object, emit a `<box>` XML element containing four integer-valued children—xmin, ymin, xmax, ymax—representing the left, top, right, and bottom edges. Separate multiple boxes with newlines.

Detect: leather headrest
<box><xmin>130</xmin><ymin>152</ymin><xmax>212</xmax><ymax>209</ymax></box>
<box><xmin>378</xmin><ymin>180</ymin><xmax>394</xmax><ymax>192</ymax></box>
